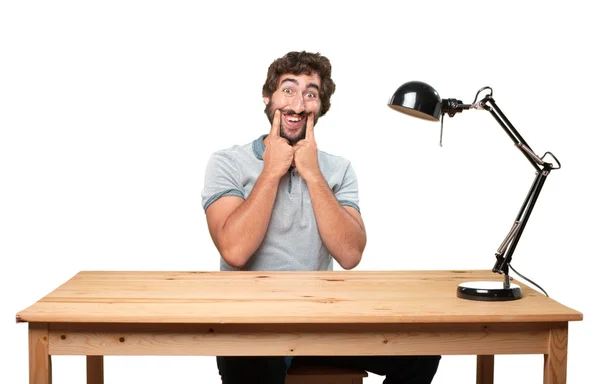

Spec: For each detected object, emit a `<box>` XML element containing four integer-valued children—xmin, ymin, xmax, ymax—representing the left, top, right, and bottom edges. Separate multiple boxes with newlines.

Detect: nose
<box><xmin>290</xmin><ymin>93</ymin><xmax>305</xmax><ymax>114</ymax></box>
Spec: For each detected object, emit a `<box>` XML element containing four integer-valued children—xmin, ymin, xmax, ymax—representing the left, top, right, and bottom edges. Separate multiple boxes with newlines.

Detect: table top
<box><xmin>16</xmin><ymin>270</ymin><xmax>583</xmax><ymax>325</ymax></box>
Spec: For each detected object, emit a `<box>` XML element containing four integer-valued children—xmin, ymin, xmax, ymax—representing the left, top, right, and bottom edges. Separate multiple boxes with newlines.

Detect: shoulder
<box><xmin>208</xmin><ymin>140</ymin><xmax>255</xmax><ymax>165</ymax></box>
<box><xmin>318</xmin><ymin>150</ymin><xmax>353</xmax><ymax>172</ymax></box>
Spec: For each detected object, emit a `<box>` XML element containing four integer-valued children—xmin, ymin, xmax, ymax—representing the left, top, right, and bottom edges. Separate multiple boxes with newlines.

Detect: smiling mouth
<box><xmin>282</xmin><ymin>114</ymin><xmax>306</xmax><ymax>129</ymax></box>
<box><xmin>284</xmin><ymin>114</ymin><xmax>305</xmax><ymax>122</ymax></box>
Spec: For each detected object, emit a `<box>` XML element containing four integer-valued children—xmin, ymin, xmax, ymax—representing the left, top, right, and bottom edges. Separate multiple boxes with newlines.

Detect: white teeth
<box><xmin>287</xmin><ymin>116</ymin><xmax>301</xmax><ymax>122</ymax></box>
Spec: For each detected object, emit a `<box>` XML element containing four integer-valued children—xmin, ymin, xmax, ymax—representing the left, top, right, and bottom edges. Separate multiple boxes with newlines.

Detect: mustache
<box><xmin>280</xmin><ymin>108</ymin><xmax>308</xmax><ymax>117</ymax></box>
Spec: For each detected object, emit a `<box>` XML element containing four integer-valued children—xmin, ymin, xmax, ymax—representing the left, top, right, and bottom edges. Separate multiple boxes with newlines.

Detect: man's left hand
<box><xmin>293</xmin><ymin>113</ymin><xmax>322</xmax><ymax>183</ymax></box>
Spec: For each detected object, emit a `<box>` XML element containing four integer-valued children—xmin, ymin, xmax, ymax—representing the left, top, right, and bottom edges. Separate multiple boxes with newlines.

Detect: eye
<box><xmin>283</xmin><ymin>88</ymin><xmax>293</xmax><ymax>94</ymax></box>
<box><xmin>306</xmin><ymin>92</ymin><xmax>317</xmax><ymax>98</ymax></box>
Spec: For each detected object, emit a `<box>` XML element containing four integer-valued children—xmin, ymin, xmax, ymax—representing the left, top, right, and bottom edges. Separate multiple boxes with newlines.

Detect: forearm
<box><xmin>217</xmin><ymin>173</ymin><xmax>280</xmax><ymax>268</ymax></box>
<box><xmin>305</xmin><ymin>174</ymin><xmax>366</xmax><ymax>269</ymax></box>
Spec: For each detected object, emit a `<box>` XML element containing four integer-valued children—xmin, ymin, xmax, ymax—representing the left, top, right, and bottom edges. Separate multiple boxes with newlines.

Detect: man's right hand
<box><xmin>263</xmin><ymin>109</ymin><xmax>293</xmax><ymax>179</ymax></box>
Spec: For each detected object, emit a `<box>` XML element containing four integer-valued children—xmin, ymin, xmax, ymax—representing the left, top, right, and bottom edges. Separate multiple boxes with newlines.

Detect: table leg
<box><xmin>476</xmin><ymin>355</ymin><xmax>494</xmax><ymax>384</ymax></box>
<box><xmin>87</xmin><ymin>356</ymin><xmax>104</xmax><ymax>384</ymax></box>
<box><xmin>544</xmin><ymin>322</ymin><xmax>568</xmax><ymax>384</ymax></box>
<box><xmin>29</xmin><ymin>323</ymin><xmax>51</xmax><ymax>384</ymax></box>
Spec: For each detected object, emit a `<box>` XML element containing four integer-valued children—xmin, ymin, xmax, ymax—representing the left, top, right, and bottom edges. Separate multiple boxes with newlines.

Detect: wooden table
<box><xmin>16</xmin><ymin>270</ymin><xmax>583</xmax><ymax>384</ymax></box>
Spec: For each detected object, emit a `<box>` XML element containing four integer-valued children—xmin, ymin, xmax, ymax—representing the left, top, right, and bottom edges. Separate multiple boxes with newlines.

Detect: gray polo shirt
<box><xmin>201</xmin><ymin>134</ymin><xmax>360</xmax><ymax>272</ymax></box>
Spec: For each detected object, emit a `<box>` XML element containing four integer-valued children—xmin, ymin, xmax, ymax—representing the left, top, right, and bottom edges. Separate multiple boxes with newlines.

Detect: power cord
<box><xmin>509</xmin><ymin>264</ymin><xmax>549</xmax><ymax>297</ymax></box>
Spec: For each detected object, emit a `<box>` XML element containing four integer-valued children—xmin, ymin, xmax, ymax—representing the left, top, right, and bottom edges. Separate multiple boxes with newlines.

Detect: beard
<box><xmin>265</xmin><ymin>101</ymin><xmax>319</xmax><ymax>145</ymax></box>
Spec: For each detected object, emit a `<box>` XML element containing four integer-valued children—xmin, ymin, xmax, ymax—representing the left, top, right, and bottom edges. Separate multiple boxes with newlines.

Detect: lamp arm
<box><xmin>481</xmin><ymin>96</ymin><xmax>546</xmax><ymax>171</ymax></box>
<box><xmin>475</xmin><ymin>96</ymin><xmax>560</xmax><ymax>285</ymax></box>
<box><xmin>492</xmin><ymin>164</ymin><xmax>553</xmax><ymax>278</ymax></box>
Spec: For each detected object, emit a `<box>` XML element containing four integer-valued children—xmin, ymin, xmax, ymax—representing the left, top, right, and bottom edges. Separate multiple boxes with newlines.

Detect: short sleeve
<box><xmin>334</xmin><ymin>162</ymin><xmax>360</xmax><ymax>214</ymax></box>
<box><xmin>201</xmin><ymin>151</ymin><xmax>245</xmax><ymax>211</ymax></box>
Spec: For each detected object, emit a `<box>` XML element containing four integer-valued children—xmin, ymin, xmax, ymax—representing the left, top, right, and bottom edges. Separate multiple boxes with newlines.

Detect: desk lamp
<box><xmin>388</xmin><ymin>81</ymin><xmax>560</xmax><ymax>301</ymax></box>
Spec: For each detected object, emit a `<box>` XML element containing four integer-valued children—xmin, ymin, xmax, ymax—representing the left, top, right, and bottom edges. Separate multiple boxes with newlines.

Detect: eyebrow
<box><xmin>281</xmin><ymin>78</ymin><xmax>320</xmax><ymax>92</ymax></box>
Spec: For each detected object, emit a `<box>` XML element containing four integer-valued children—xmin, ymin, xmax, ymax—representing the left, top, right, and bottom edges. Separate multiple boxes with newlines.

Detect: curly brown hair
<box><xmin>262</xmin><ymin>51</ymin><xmax>336</xmax><ymax>117</ymax></box>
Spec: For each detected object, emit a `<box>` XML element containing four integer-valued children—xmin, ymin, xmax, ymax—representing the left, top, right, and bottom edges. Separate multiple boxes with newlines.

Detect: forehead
<box><xmin>278</xmin><ymin>72</ymin><xmax>321</xmax><ymax>88</ymax></box>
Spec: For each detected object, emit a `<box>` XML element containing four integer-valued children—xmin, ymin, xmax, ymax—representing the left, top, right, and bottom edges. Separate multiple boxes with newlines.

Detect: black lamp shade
<box><xmin>388</xmin><ymin>81</ymin><xmax>442</xmax><ymax>122</ymax></box>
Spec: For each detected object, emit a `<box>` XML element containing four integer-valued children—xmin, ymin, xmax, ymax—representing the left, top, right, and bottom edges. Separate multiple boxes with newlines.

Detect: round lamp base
<box><xmin>457</xmin><ymin>281</ymin><xmax>522</xmax><ymax>301</ymax></box>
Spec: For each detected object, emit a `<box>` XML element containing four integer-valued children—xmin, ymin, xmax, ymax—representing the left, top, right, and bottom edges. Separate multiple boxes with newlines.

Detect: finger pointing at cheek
<box><xmin>270</xmin><ymin>109</ymin><xmax>281</xmax><ymax>138</ymax></box>
<box><xmin>305</xmin><ymin>113</ymin><xmax>315</xmax><ymax>142</ymax></box>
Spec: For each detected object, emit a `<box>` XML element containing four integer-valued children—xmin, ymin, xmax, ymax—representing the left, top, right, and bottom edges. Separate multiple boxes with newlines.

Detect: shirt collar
<box><xmin>252</xmin><ymin>134</ymin><xmax>268</xmax><ymax>160</ymax></box>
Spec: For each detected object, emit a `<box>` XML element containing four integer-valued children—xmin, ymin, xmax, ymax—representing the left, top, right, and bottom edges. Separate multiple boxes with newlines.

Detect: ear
<box><xmin>263</xmin><ymin>97</ymin><xmax>270</xmax><ymax>105</ymax></box>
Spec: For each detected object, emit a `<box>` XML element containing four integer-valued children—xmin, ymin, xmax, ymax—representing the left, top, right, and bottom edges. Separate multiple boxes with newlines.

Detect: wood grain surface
<box><xmin>17</xmin><ymin>270</ymin><xmax>583</xmax><ymax>324</ymax></box>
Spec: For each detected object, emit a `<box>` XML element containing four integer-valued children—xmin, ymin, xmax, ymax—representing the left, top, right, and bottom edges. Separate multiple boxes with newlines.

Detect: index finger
<box><xmin>305</xmin><ymin>113</ymin><xmax>315</xmax><ymax>141</ymax></box>
<box><xmin>270</xmin><ymin>109</ymin><xmax>281</xmax><ymax>137</ymax></box>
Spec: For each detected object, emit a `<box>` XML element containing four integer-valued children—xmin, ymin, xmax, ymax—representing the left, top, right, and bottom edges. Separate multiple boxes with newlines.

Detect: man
<box><xmin>201</xmin><ymin>51</ymin><xmax>440</xmax><ymax>384</ymax></box>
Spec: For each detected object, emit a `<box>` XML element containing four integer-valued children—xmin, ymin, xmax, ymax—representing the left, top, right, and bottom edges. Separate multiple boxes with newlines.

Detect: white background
<box><xmin>1</xmin><ymin>1</ymin><xmax>597</xmax><ymax>383</ymax></box>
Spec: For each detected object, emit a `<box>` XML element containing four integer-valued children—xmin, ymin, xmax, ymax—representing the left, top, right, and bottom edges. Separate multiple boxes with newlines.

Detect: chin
<box><xmin>283</xmin><ymin>130</ymin><xmax>305</xmax><ymax>144</ymax></box>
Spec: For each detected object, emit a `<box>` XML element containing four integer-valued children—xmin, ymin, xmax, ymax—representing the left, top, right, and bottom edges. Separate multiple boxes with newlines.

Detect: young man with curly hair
<box><xmin>201</xmin><ymin>51</ymin><xmax>440</xmax><ymax>384</ymax></box>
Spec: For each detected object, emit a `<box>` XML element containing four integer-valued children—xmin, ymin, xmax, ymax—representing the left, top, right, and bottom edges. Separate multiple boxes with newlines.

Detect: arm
<box><xmin>304</xmin><ymin>174</ymin><xmax>366</xmax><ymax>269</ymax></box>
<box><xmin>204</xmin><ymin>110</ymin><xmax>293</xmax><ymax>268</ymax></box>
<box><xmin>293</xmin><ymin>114</ymin><xmax>366</xmax><ymax>270</ymax></box>
<box><xmin>205</xmin><ymin>172</ymin><xmax>281</xmax><ymax>268</ymax></box>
